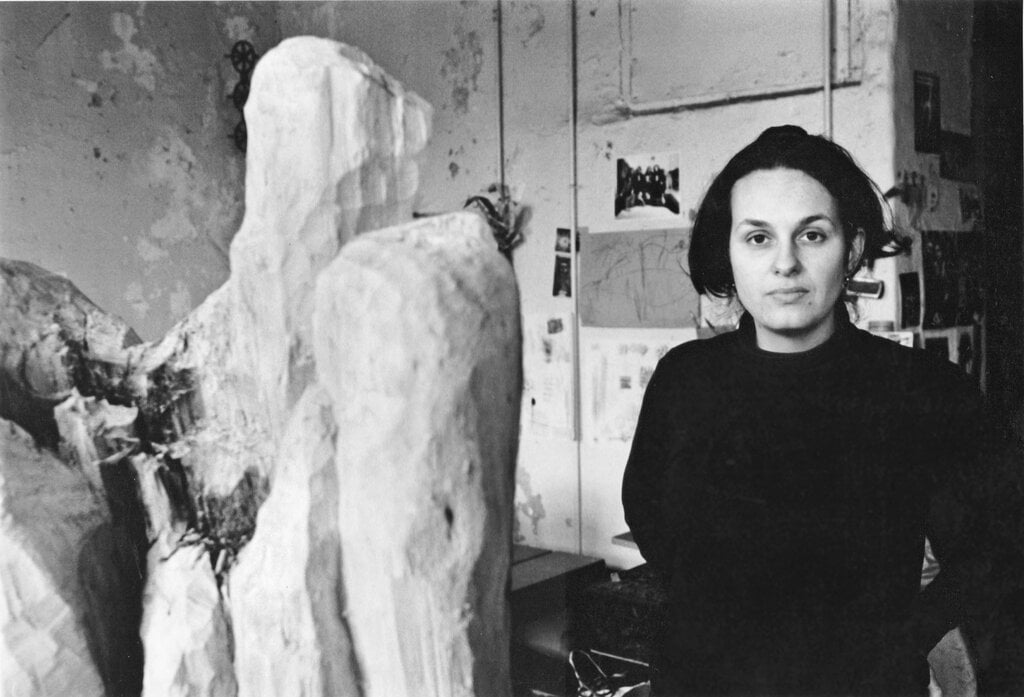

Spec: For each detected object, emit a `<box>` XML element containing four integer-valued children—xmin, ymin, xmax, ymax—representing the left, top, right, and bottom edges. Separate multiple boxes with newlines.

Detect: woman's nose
<box><xmin>772</xmin><ymin>240</ymin><xmax>800</xmax><ymax>275</ymax></box>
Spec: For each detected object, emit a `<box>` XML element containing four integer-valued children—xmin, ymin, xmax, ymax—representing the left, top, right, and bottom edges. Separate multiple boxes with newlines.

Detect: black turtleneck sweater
<box><xmin>622</xmin><ymin>309</ymin><xmax>1011</xmax><ymax>695</ymax></box>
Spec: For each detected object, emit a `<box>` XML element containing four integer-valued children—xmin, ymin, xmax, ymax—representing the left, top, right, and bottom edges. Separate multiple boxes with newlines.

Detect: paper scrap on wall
<box><xmin>521</xmin><ymin>313</ymin><xmax>574</xmax><ymax>439</ymax></box>
<box><xmin>582</xmin><ymin>327</ymin><xmax>697</xmax><ymax>442</ymax></box>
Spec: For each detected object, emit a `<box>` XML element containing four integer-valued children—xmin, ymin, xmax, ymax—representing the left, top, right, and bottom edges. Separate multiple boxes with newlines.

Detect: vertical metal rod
<box><xmin>497</xmin><ymin>0</ymin><xmax>506</xmax><ymax>193</ymax></box>
<box><xmin>823</xmin><ymin>0</ymin><xmax>834</xmax><ymax>138</ymax></box>
<box><xmin>569</xmin><ymin>0</ymin><xmax>583</xmax><ymax>555</ymax></box>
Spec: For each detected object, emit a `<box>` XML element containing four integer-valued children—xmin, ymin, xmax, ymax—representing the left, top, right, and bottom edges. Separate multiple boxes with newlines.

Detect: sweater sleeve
<box><xmin>907</xmin><ymin>371</ymin><xmax>1024</xmax><ymax>658</ymax></box>
<box><xmin>621</xmin><ymin>356</ymin><xmax>680</xmax><ymax>577</ymax></box>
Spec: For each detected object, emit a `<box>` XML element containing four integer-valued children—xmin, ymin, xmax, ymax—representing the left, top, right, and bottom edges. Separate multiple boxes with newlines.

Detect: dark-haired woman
<box><xmin>622</xmin><ymin>126</ymin><xmax>1021</xmax><ymax>695</ymax></box>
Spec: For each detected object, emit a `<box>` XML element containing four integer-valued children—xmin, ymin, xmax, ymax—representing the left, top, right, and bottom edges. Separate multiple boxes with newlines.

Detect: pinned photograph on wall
<box><xmin>614</xmin><ymin>151</ymin><xmax>681</xmax><ymax>222</ymax></box>
<box><xmin>922</xmin><ymin>231</ymin><xmax>985</xmax><ymax>329</ymax></box>
<box><xmin>940</xmin><ymin>130</ymin><xmax>973</xmax><ymax>181</ymax></box>
<box><xmin>922</xmin><ymin>230</ymin><xmax>956</xmax><ymax>328</ymax></box>
<box><xmin>955</xmin><ymin>326</ymin><xmax>977</xmax><ymax>378</ymax></box>
<box><xmin>554</xmin><ymin>227</ymin><xmax>573</xmax><ymax>253</ymax></box>
<box><xmin>959</xmin><ymin>187</ymin><xmax>982</xmax><ymax>226</ymax></box>
<box><xmin>955</xmin><ymin>232</ymin><xmax>985</xmax><ymax>325</ymax></box>
<box><xmin>552</xmin><ymin>255</ymin><xmax>571</xmax><ymax>298</ymax></box>
<box><xmin>914</xmin><ymin>71</ymin><xmax>940</xmax><ymax>153</ymax></box>
<box><xmin>899</xmin><ymin>272</ymin><xmax>921</xmax><ymax>328</ymax></box>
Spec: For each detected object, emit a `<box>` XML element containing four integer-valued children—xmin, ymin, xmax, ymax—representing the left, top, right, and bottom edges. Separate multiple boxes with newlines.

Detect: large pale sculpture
<box><xmin>0</xmin><ymin>36</ymin><xmax>520</xmax><ymax>697</ymax></box>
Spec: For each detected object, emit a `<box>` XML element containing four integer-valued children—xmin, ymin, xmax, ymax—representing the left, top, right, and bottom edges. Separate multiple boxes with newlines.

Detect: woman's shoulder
<box><xmin>649</xmin><ymin>330</ymin><xmax>742</xmax><ymax>394</ymax></box>
<box><xmin>849</xmin><ymin>326</ymin><xmax>980</xmax><ymax>401</ymax></box>
<box><xmin>659</xmin><ymin>328</ymin><xmax>739</xmax><ymax>368</ymax></box>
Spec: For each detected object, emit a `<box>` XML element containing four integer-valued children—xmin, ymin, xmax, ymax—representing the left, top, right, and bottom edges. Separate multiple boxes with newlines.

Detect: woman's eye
<box><xmin>802</xmin><ymin>229</ymin><xmax>827</xmax><ymax>243</ymax></box>
<box><xmin>747</xmin><ymin>233</ymin><xmax>769</xmax><ymax>245</ymax></box>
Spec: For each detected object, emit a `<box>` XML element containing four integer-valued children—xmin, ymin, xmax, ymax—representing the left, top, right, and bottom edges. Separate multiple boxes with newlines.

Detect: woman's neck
<box><xmin>752</xmin><ymin>312</ymin><xmax>837</xmax><ymax>353</ymax></box>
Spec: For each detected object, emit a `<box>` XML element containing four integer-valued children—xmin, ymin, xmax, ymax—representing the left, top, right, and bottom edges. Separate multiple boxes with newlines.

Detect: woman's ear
<box><xmin>847</xmin><ymin>228</ymin><xmax>866</xmax><ymax>275</ymax></box>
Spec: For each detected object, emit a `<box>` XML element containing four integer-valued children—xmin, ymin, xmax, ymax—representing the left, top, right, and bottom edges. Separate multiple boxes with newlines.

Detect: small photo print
<box><xmin>615</xmin><ymin>151</ymin><xmax>681</xmax><ymax>221</ymax></box>
<box><xmin>555</xmin><ymin>227</ymin><xmax>572</xmax><ymax>253</ymax></box>
<box><xmin>552</xmin><ymin>255</ymin><xmax>571</xmax><ymax>298</ymax></box>
<box><xmin>914</xmin><ymin>71</ymin><xmax>941</xmax><ymax>153</ymax></box>
<box><xmin>959</xmin><ymin>187</ymin><xmax>982</xmax><ymax>225</ymax></box>
<box><xmin>899</xmin><ymin>272</ymin><xmax>921</xmax><ymax>329</ymax></box>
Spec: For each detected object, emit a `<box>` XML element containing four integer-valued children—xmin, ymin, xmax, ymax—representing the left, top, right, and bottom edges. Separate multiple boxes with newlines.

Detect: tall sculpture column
<box><xmin>0</xmin><ymin>36</ymin><xmax>520</xmax><ymax>697</ymax></box>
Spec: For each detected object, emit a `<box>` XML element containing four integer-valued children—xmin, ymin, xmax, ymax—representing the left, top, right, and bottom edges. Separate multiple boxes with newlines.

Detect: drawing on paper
<box><xmin>579</xmin><ymin>228</ymin><xmax>699</xmax><ymax>328</ymax></box>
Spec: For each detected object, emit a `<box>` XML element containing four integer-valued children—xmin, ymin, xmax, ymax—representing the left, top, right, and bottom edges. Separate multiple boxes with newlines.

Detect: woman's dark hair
<box><xmin>688</xmin><ymin>125</ymin><xmax>908</xmax><ymax>298</ymax></box>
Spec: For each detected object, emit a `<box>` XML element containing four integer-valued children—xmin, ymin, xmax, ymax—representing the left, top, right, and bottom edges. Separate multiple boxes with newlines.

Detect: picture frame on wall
<box><xmin>613</xmin><ymin>151</ymin><xmax>681</xmax><ymax>223</ymax></box>
<box><xmin>914</xmin><ymin>71</ymin><xmax>941</xmax><ymax>153</ymax></box>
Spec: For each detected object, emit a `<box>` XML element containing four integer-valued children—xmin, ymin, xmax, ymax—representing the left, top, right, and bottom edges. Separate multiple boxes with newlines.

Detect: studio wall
<box><xmin>0</xmin><ymin>0</ymin><xmax>986</xmax><ymax>570</ymax></box>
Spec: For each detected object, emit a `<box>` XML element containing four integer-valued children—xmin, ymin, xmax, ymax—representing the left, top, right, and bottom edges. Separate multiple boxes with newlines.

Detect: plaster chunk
<box><xmin>229</xmin><ymin>387</ymin><xmax>359</xmax><ymax>697</ymax></box>
<box><xmin>138</xmin><ymin>542</ymin><xmax>237</xmax><ymax>697</ymax></box>
<box><xmin>314</xmin><ymin>211</ymin><xmax>521</xmax><ymax>697</ymax></box>
<box><xmin>0</xmin><ymin>258</ymin><xmax>141</xmax><ymax>448</ymax></box>
<box><xmin>0</xmin><ymin>418</ymin><xmax>132</xmax><ymax>697</ymax></box>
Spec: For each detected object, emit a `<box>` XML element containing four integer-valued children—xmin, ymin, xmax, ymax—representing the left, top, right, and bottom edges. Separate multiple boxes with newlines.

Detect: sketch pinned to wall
<box><xmin>614</xmin><ymin>150</ymin><xmax>681</xmax><ymax>224</ymax></box>
<box><xmin>552</xmin><ymin>255</ymin><xmax>571</xmax><ymax>297</ymax></box>
<box><xmin>579</xmin><ymin>228</ymin><xmax>698</xmax><ymax>328</ymax></box>
<box><xmin>582</xmin><ymin>327</ymin><xmax>697</xmax><ymax>442</ymax></box>
<box><xmin>914</xmin><ymin>71</ymin><xmax>941</xmax><ymax>153</ymax></box>
<box><xmin>521</xmin><ymin>313</ymin><xmax>575</xmax><ymax>439</ymax></box>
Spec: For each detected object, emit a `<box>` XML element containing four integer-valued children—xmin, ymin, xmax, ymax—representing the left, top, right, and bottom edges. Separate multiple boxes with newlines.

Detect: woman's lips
<box><xmin>767</xmin><ymin>287</ymin><xmax>809</xmax><ymax>301</ymax></box>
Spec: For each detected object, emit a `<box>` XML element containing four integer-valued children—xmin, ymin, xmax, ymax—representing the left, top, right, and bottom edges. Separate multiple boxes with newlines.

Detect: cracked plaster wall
<box><xmin>0</xmin><ymin>2</ymin><xmax>280</xmax><ymax>341</ymax></box>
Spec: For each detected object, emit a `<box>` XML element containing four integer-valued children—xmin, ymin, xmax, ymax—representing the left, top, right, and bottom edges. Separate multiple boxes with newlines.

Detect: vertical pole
<box><xmin>569</xmin><ymin>0</ymin><xmax>583</xmax><ymax>555</ymax></box>
<box><xmin>823</xmin><ymin>0</ymin><xmax>834</xmax><ymax>138</ymax></box>
<box><xmin>497</xmin><ymin>1</ymin><xmax>506</xmax><ymax>196</ymax></box>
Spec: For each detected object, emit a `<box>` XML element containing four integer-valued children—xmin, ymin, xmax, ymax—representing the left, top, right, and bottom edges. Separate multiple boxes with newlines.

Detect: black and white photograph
<box><xmin>914</xmin><ymin>70</ymin><xmax>941</xmax><ymax>153</ymax></box>
<box><xmin>1</xmin><ymin>3</ymin><xmax>1020</xmax><ymax>697</ymax></box>
<box><xmin>614</xmin><ymin>151</ymin><xmax>681</xmax><ymax>221</ymax></box>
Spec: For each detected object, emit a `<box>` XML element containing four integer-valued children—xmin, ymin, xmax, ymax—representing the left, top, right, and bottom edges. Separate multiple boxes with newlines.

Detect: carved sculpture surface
<box><xmin>0</xmin><ymin>36</ymin><xmax>520</xmax><ymax>697</ymax></box>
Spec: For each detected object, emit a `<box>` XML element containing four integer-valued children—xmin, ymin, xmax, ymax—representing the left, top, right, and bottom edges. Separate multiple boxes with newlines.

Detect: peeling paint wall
<box><xmin>0</xmin><ymin>2</ymin><xmax>280</xmax><ymax>340</ymax></box>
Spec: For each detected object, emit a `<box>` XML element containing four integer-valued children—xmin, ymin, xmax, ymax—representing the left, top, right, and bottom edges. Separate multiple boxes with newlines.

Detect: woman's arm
<box><xmin>621</xmin><ymin>359</ymin><xmax>679</xmax><ymax>577</ymax></box>
<box><xmin>910</xmin><ymin>375</ymin><xmax>1024</xmax><ymax>659</ymax></box>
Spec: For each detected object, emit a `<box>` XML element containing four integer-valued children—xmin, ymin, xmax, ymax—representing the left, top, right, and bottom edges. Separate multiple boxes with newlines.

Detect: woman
<box><xmin>622</xmin><ymin>125</ymin><xmax>1018</xmax><ymax>695</ymax></box>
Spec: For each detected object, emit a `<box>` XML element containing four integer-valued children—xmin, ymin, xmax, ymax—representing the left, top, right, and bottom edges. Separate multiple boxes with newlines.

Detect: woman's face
<box><xmin>728</xmin><ymin>168</ymin><xmax>862</xmax><ymax>353</ymax></box>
